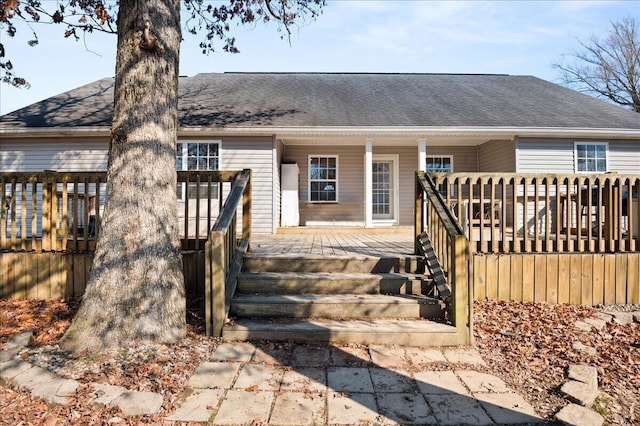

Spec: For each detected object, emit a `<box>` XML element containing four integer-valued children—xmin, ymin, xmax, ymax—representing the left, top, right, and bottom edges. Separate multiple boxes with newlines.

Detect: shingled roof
<box><xmin>2</xmin><ymin>73</ymin><xmax>640</xmax><ymax>130</ymax></box>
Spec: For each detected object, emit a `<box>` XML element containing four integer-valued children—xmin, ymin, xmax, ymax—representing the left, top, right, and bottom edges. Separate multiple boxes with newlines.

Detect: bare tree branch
<box><xmin>554</xmin><ymin>17</ymin><xmax>640</xmax><ymax>112</ymax></box>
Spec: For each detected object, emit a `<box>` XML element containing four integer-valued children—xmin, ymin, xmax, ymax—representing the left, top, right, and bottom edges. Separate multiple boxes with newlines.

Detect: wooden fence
<box><xmin>1</xmin><ymin>170</ymin><xmax>243</xmax><ymax>252</ymax></box>
<box><xmin>0</xmin><ymin>251</ymin><xmax>204</xmax><ymax>300</ymax></box>
<box><xmin>473</xmin><ymin>252</ymin><xmax>640</xmax><ymax>305</ymax></box>
<box><xmin>431</xmin><ymin>172</ymin><xmax>640</xmax><ymax>254</ymax></box>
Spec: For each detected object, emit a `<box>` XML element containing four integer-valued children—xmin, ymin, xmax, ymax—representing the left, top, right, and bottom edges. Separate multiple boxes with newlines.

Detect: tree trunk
<box><xmin>61</xmin><ymin>0</ymin><xmax>185</xmax><ymax>353</ymax></box>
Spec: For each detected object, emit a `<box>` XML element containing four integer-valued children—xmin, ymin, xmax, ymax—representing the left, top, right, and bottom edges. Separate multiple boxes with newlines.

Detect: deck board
<box><xmin>252</xmin><ymin>229</ymin><xmax>415</xmax><ymax>257</ymax></box>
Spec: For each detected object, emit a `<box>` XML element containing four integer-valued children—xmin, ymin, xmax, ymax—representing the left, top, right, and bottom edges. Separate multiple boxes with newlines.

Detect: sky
<box><xmin>0</xmin><ymin>0</ymin><xmax>638</xmax><ymax>115</ymax></box>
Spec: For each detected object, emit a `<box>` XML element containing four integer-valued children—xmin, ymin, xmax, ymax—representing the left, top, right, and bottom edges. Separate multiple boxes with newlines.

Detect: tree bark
<box><xmin>61</xmin><ymin>0</ymin><xmax>185</xmax><ymax>353</ymax></box>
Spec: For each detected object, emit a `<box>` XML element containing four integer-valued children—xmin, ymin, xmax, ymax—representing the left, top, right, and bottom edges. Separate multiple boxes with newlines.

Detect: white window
<box><xmin>176</xmin><ymin>141</ymin><xmax>220</xmax><ymax>199</ymax></box>
<box><xmin>308</xmin><ymin>156</ymin><xmax>338</xmax><ymax>202</ymax></box>
<box><xmin>574</xmin><ymin>142</ymin><xmax>608</xmax><ymax>173</ymax></box>
<box><xmin>426</xmin><ymin>156</ymin><xmax>453</xmax><ymax>173</ymax></box>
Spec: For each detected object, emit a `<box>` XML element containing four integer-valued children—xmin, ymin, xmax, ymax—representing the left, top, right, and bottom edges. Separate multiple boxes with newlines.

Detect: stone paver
<box><xmin>2</xmin><ymin>340</ymin><xmax>547</xmax><ymax>424</ymax></box>
<box><xmin>209</xmin><ymin>342</ymin><xmax>256</xmax><ymax>362</ymax></box>
<box><xmin>0</xmin><ymin>359</ymin><xmax>34</xmax><ymax>384</ymax></box>
<box><xmin>568</xmin><ymin>364</ymin><xmax>598</xmax><ymax>388</ymax></box>
<box><xmin>327</xmin><ymin>391</ymin><xmax>380</xmax><ymax>425</ymax></box>
<box><xmin>583</xmin><ymin>317</ymin><xmax>608</xmax><ymax>330</ymax></box>
<box><xmin>572</xmin><ymin>341</ymin><xmax>598</xmax><ymax>357</ymax></box>
<box><xmin>330</xmin><ymin>345</ymin><xmax>371</xmax><ymax>366</ymax></box>
<box><xmin>560</xmin><ymin>380</ymin><xmax>599</xmax><ymax>407</ymax></box>
<box><xmin>475</xmin><ymin>392</ymin><xmax>544</xmax><ymax>424</ymax></box>
<box><xmin>414</xmin><ymin>370</ymin><xmax>470</xmax><ymax>395</ymax></box>
<box><xmin>233</xmin><ymin>364</ymin><xmax>283</xmax><ymax>391</ymax></box>
<box><xmin>556</xmin><ymin>403</ymin><xmax>604</xmax><ymax>426</ymax></box>
<box><xmin>593</xmin><ymin>312</ymin><xmax>613</xmax><ymax>323</ymax></box>
<box><xmin>457</xmin><ymin>370</ymin><xmax>512</xmax><ymax>393</ymax></box>
<box><xmin>369</xmin><ymin>344</ymin><xmax>409</xmax><ymax>369</ymax></box>
<box><xmin>280</xmin><ymin>367</ymin><xmax>326</xmax><ymax>393</ymax></box>
<box><xmin>290</xmin><ymin>345</ymin><xmax>330</xmax><ymax>367</ymax></box>
<box><xmin>111</xmin><ymin>391</ymin><xmax>163</xmax><ymax>416</ymax></box>
<box><xmin>442</xmin><ymin>347</ymin><xmax>487</xmax><ymax>366</ymax></box>
<box><xmin>187</xmin><ymin>361</ymin><xmax>241</xmax><ymax>389</ymax></box>
<box><xmin>327</xmin><ymin>367</ymin><xmax>374</xmax><ymax>393</ymax></box>
<box><xmin>270</xmin><ymin>391</ymin><xmax>325</xmax><ymax>425</ymax></box>
<box><xmin>377</xmin><ymin>392</ymin><xmax>437</xmax><ymax>425</ymax></box>
<box><xmin>369</xmin><ymin>367</ymin><xmax>415</xmax><ymax>393</ymax></box>
<box><xmin>573</xmin><ymin>320</ymin><xmax>593</xmax><ymax>332</ymax></box>
<box><xmin>91</xmin><ymin>383</ymin><xmax>128</xmax><ymax>407</ymax></box>
<box><xmin>427</xmin><ymin>394</ymin><xmax>494</xmax><ymax>425</ymax></box>
<box><xmin>164</xmin><ymin>389</ymin><xmax>223</xmax><ymax>423</ymax></box>
<box><xmin>213</xmin><ymin>389</ymin><xmax>274</xmax><ymax>425</ymax></box>
<box><xmin>252</xmin><ymin>345</ymin><xmax>291</xmax><ymax>365</ymax></box>
<box><xmin>609</xmin><ymin>311</ymin><xmax>635</xmax><ymax>325</ymax></box>
<box><xmin>405</xmin><ymin>347</ymin><xmax>447</xmax><ymax>365</ymax></box>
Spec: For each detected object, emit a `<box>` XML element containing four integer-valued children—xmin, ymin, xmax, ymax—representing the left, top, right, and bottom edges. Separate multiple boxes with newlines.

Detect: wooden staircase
<box><xmin>221</xmin><ymin>253</ymin><xmax>461</xmax><ymax>346</ymax></box>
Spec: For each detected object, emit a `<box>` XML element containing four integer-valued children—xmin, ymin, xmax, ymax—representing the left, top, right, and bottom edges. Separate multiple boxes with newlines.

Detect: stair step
<box><xmin>230</xmin><ymin>294</ymin><xmax>444</xmax><ymax>319</ymax></box>
<box><xmin>237</xmin><ymin>272</ymin><xmax>422</xmax><ymax>295</ymax></box>
<box><xmin>222</xmin><ymin>318</ymin><xmax>459</xmax><ymax>346</ymax></box>
<box><xmin>243</xmin><ymin>254</ymin><xmax>423</xmax><ymax>274</ymax></box>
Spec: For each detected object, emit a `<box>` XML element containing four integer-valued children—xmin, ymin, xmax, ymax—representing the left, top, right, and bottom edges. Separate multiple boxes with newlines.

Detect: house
<box><xmin>2</xmin><ymin>72</ymin><xmax>640</xmax><ymax>236</ymax></box>
<box><xmin>3</xmin><ymin>73</ymin><xmax>640</xmax><ymax>340</ymax></box>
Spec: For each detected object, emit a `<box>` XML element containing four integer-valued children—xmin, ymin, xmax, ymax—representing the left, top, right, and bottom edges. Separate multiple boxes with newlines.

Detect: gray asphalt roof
<box><xmin>2</xmin><ymin>73</ymin><xmax>640</xmax><ymax>129</ymax></box>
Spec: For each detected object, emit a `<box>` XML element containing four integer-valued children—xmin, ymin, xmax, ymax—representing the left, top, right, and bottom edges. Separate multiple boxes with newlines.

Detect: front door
<box><xmin>372</xmin><ymin>156</ymin><xmax>399</xmax><ymax>223</ymax></box>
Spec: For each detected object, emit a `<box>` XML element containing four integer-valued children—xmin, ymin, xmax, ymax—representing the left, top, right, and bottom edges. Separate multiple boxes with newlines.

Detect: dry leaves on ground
<box><xmin>0</xmin><ymin>298</ymin><xmax>638</xmax><ymax>425</ymax></box>
<box><xmin>474</xmin><ymin>300</ymin><xmax>640</xmax><ymax>425</ymax></box>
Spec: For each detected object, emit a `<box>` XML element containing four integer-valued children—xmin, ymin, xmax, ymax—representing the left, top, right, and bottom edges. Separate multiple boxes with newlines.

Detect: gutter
<box><xmin>2</xmin><ymin>126</ymin><xmax>640</xmax><ymax>140</ymax></box>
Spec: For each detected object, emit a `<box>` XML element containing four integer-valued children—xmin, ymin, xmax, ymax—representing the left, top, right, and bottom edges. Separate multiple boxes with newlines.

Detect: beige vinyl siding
<box><xmin>426</xmin><ymin>146</ymin><xmax>479</xmax><ymax>172</ymax></box>
<box><xmin>516</xmin><ymin>138</ymin><xmax>575</xmax><ymax>173</ymax></box>
<box><xmin>478</xmin><ymin>140</ymin><xmax>515</xmax><ymax>172</ymax></box>
<box><xmin>516</xmin><ymin>137</ymin><xmax>640</xmax><ymax>173</ymax></box>
<box><xmin>609</xmin><ymin>140</ymin><xmax>640</xmax><ymax>173</ymax></box>
<box><xmin>284</xmin><ymin>145</ymin><xmax>365</xmax><ymax>226</ymax></box>
<box><xmin>221</xmin><ymin>137</ymin><xmax>275</xmax><ymax>234</ymax></box>
<box><xmin>1</xmin><ymin>138</ymin><xmax>109</xmax><ymax>171</ymax></box>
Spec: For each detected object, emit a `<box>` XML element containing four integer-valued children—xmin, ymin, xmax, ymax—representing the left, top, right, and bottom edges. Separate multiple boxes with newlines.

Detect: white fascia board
<box><xmin>3</xmin><ymin>125</ymin><xmax>640</xmax><ymax>140</ymax></box>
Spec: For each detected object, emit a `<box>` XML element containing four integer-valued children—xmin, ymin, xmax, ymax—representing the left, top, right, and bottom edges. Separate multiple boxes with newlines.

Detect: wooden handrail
<box><xmin>205</xmin><ymin>169</ymin><xmax>252</xmax><ymax>336</ymax></box>
<box><xmin>415</xmin><ymin>171</ymin><xmax>472</xmax><ymax>345</ymax></box>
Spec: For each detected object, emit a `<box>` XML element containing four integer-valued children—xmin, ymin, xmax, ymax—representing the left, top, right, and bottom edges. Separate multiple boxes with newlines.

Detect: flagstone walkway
<box><xmin>165</xmin><ymin>342</ymin><xmax>544</xmax><ymax>425</ymax></box>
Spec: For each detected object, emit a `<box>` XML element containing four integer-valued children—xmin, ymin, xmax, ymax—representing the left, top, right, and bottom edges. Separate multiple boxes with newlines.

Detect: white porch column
<box><xmin>364</xmin><ymin>138</ymin><xmax>373</xmax><ymax>228</ymax></box>
<box><xmin>418</xmin><ymin>139</ymin><xmax>427</xmax><ymax>172</ymax></box>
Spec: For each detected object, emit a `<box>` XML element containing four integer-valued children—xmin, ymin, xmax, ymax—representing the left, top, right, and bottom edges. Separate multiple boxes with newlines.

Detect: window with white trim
<box><xmin>426</xmin><ymin>156</ymin><xmax>454</xmax><ymax>197</ymax></box>
<box><xmin>176</xmin><ymin>141</ymin><xmax>220</xmax><ymax>199</ymax></box>
<box><xmin>574</xmin><ymin>142</ymin><xmax>608</xmax><ymax>173</ymax></box>
<box><xmin>309</xmin><ymin>156</ymin><xmax>338</xmax><ymax>202</ymax></box>
<box><xmin>426</xmin><ymin>156</ymin><xmax>453</xmax><ymax>173</ymax></box>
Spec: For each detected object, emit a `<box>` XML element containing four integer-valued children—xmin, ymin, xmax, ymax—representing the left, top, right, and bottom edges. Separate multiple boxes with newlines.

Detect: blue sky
<box><xmin>1</xmin><ymin>0</ymin><xmax>638</xmax><ymax>114</ymax></box>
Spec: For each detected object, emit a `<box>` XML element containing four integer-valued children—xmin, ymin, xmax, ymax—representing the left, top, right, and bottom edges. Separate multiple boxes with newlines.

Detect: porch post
<box><xmin>365</xmin><ymin>138</ymin><xmax>373</xmax><ymax>228</ymax></box>
<box><xmin>418</xmin><ymin>139</ymin><xmax>427</xmax><ymax>172</ymax></box>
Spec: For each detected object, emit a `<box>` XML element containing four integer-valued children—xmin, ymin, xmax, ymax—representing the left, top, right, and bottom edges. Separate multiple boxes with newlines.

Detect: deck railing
<box><xmin>430</xmin><ymin>173</ymin><xmax>640</xmax><ymax>254</ymax></box>
<box><xmin>205</xmin><ymin>169</ymin><xmax>251</xmax><ymax>337</ymax></box>
<box><xmin>415</xmin><ymin>171</ymin><xmax>472</xmax><ymax>344</ymax></box>
<box><xmin>1</xmin><ymin>171</ymin><xmax>243</xmax><ymax>252</ymax></box>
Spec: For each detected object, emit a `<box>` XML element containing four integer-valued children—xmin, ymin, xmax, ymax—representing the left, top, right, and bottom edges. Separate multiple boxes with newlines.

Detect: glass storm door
<box><xmin>372</xmin><ymin>157</ymin><xmax>397</xmax><ymax>221</ymax></box>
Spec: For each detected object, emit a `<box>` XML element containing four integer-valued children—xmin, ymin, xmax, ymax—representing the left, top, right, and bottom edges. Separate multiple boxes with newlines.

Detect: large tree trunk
<box><xmin>61</xmin><ymin>0</ymin><xmax>185</xmax><ymax>353</ymax></box>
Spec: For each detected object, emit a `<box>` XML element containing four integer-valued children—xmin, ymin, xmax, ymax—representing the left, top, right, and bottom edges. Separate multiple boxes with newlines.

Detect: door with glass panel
<box><xmin>372</xmin><ymin>156</ymin><xmax>398</xmax><ymax>222</ymax></box>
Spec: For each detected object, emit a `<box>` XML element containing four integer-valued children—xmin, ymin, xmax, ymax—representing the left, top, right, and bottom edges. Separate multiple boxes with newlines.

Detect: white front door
<box><xmin>372</xmin><ymin>155</ymin><xmax>399</xmax><ymax>223</ymax></box>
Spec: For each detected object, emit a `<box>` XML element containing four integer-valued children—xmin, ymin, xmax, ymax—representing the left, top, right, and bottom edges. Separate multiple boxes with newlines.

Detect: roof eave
<box><xmin>1</xmin><ymin>125</ymin><xmax>639</xmax><ymax>140</ymax></box>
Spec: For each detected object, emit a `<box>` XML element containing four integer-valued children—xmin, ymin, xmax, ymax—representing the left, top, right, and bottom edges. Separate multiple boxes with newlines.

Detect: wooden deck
<box><xmin>251</xmin><ymin>228</ymin><xmax>415</xmax><ymax>257</ymax></box>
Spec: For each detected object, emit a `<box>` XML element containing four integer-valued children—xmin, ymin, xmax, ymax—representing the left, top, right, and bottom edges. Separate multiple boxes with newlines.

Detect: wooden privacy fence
<box><xmin>205</xmin><ymin>169</ymin><xmax>252</xmax><ymax>337</ymax></box>
<box><xmin>1</xmin><ymin>170</ymin><xmax>243</xmax><ymax>252</ymax></box>
<box><xmin>431</xmin><ymin>172</ymin><xmax>640</xmax><ymax>254</ymax></box>
<box><xmin>415</xmin><ymin>171</ymin><xmax>472</xmax><ymax>344</ymax></box>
